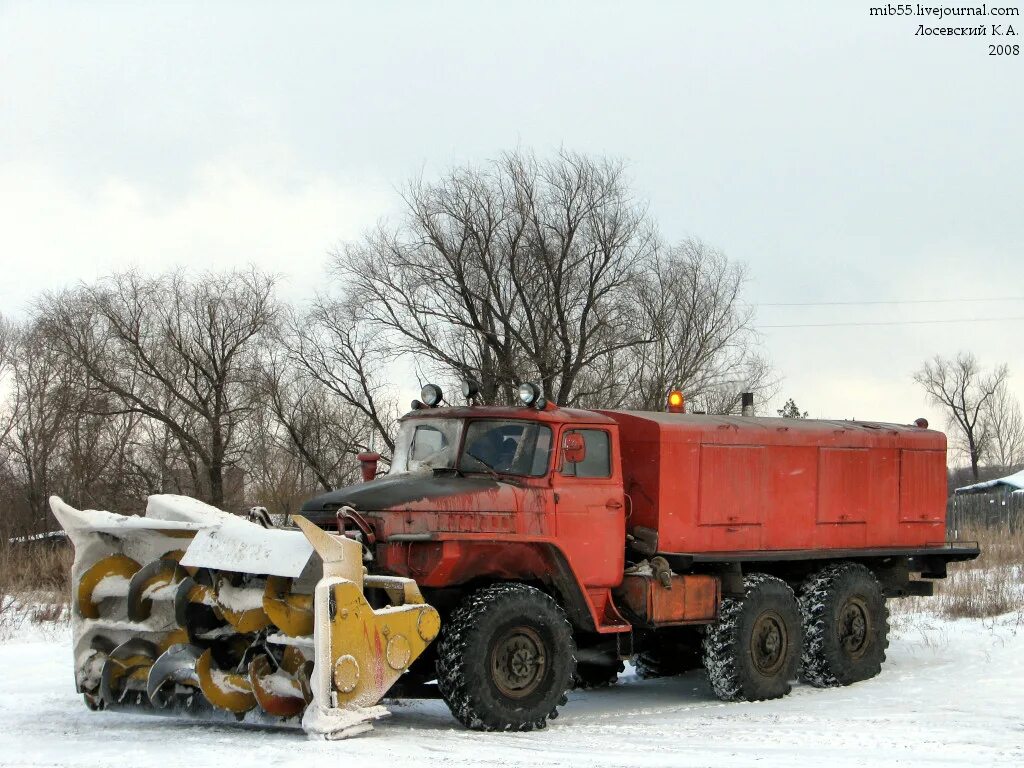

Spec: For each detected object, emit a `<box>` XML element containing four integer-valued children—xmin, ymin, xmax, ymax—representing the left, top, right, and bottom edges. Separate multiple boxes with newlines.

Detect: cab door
<box><xmin>550</xmin><ymin>425</ymin><xmax>625</xmax><ymax>588</ymax></box>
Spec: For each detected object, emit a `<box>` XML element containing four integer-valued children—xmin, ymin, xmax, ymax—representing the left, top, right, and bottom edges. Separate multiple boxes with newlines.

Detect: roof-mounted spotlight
<box><xmin>518</xmin><ymin>382</ymin><xmax>541</xmax><ymax>407</ymax></box>
<box><xmin>462</xmin><ymin>379</ymin><xmax>480</xmax><ymax>400</ymax></box>
<box><xmin>420</xmin><ymin>384</ymin><xmax>443</xmax><ymax>408</ymax></box>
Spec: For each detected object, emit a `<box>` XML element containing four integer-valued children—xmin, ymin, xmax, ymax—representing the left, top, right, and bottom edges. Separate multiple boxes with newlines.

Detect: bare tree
<box><xmin>339</xmin><ymin>149</ymin><xmax>657</xmax><ymax>406</ymax></box>
<box><xmin>0</xmin><ymin>314</ymin><xmax>15</xmax><ymax>451</ymax></box>
<box><xmin>257</xmin><ymin>345</ymin><xmax>373</xmax><ymax>493</ymax></box>
<box><xmin>913</xmin><ymin>353</ymin><xmax>1008</xmax><ymax>481</ymax></box>
<box><xmin>1</xmin><ymin>317</ymin><xmax>155</xmax><ymax>535</ymax></box>
<box><xmin>244</xmin><ymin>382</ymin><xmax>361</xmax><ymax>517</ymax></box>
<box><xmin>579</xmin><ymin>240</ymin><xmax>770</xmax><ymax>411</ymax></box>
<box><xmin>0</xmin><ymin>313</ymin><xmax>12</xmax><ymax>376</ymax></box>
<box><xmin>693</xmin><ymin>356</ymin><xmax>778</xmax><ymax>415</ymax></box>
<box><xmin>3</xmin><ymin>320</ymin><xmax>74</xmax><ymax>531</ymax></box>
<box><xmin>284</xmin><ymin>297</ymin><xmax>398</xmax><ymax>456</ymax></box>
<box><xmin>40</xmin><ymin>269</ymin><xmax>279</xmax><ymax>508</ymax></box>
<box><xmin>983</xmin><ymin>380</ymin><xmax>1024</xmax><ymax>469</ymax></box>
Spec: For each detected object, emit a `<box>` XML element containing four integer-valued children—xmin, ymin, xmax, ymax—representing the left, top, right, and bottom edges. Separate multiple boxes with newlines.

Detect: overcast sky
<box><xmin>1</xmin><ymin>1</ymin><xmax>1021</xmax><ymax>433</ymax></box>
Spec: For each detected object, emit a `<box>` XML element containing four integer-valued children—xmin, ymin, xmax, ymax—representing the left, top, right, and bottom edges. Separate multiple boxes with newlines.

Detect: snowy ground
<box><xmin>1</xmin><ymin>612</ymin><xmax>1021</xmax><ymax>768</ymax></box>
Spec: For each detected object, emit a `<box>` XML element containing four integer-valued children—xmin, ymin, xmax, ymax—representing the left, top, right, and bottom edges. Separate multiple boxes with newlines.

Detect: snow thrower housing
<box><xmin>52</xmin><ymin>495</ymin><xmax>438</xmax><ymax>739</ymax></box>
<box><xmin>53</xmin><ymin>388</ymin><xmax>980</xmax><ymax>737</ymax></box>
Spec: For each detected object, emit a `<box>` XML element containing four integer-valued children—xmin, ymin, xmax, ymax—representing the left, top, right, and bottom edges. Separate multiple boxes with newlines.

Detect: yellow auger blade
<box><xmin>220</xmin><ymin>607</ymin><xmax>271</xmax><ymax>633</ymax></box>
<box><xmin>196</xmin><ymin>649</ymin><xmax>257</xmax><ymax>714</ymax></box>
<box><xmin>216</xmin><ymin>581</ymin><xmax>273</xmax><ymax>633</ymax></box>
<box><xmin>263</xmin><ymin>576</ymin><xmax>314</xmax><ymax>637</ymax></box>
<box><xmin>213</xmin><ymin>576</ymin><xmax>273</xmax><ymax>633</ymax></box>
<box><xmin>174</xmin><ymin>576</ymin><xmax>221</xmax><ymax>628</ymax></box>
<box><xmin>100</xmin><ymin>639</ymin><xmax>158</xmax><ymax>703</ymax></box>
<box><xmin>126</xmin><ymin>558</ymin><xmax>184</xmax><ymax>622</ymax></box>
<box><xmin>157</xmin><ymin>628</ymin><xmax>190</xmax><ymax>653</ymax></box>
<box><xmin>249</xmin><ymin>654</ymin><xmax>309</xmax><ymax>718</ymax></box>
<box><xmin>147</xmin><ymin>643</ymin><xmax>202</xmax><ymax>708</ymax></box>
<box><xmin>77</xmin><ymin>555</ymin><xmax>141</xmax><ymax>619</ymax></box>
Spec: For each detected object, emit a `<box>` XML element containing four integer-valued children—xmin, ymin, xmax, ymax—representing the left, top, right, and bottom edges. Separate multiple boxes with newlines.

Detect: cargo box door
<box><xmin>899</xmin><ymin>449</ymin><xmax>946</xmax><ymax>523</ymax></box>
<box><xmin>817</xmin><ymin>447</ymin><xmax>874</xmax><ymax>524</ymax></box>
<box><xmin>697</xmin><ymin>445</ymin><xmax>766</xmax><ymax>526</ymax></box>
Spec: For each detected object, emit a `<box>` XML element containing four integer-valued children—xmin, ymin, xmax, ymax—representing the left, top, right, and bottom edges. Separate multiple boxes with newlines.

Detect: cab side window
<box><xmin>561</xmin><ymin>429</ymin><xmax>611</xmax><ymax>478</ymax></box>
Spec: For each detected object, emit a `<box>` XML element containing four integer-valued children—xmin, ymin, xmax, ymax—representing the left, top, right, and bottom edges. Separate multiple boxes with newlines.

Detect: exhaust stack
<box><xmin>357</xmin><ymin>452</ymin><xmax>380</xmax><ymax>482</ymax></box>
<box><xmin>741</xmin><ymin>392</ymin><xmax>754</xmax><ymax>417</ymax></box>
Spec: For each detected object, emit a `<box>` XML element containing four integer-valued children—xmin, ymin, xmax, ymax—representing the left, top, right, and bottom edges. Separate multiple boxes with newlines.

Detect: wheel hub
<box><xmin>491</xmin><ymin>626</ymin><xmax>546</xmax><ymax>699</ymax></box>
<box><xmin>751</xmin><ymin>611</ymin><xmax>788</xmax><ymax>676</ymax></box>
<box><xmin>838</xmin><ymin>596</ymin><xmax>871</xmax><ymax>658</ymax></box>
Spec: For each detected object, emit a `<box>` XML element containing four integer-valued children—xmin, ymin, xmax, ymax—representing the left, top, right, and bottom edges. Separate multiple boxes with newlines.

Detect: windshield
<box><xmin>459</xmin><ymin>419</ymin><xmax>553</xmax><ymax>476</ymax></box>
<box><xmin>389</xmin><ymin>417</ymin><xmax>553</xmax><ymax>477</ymax></box>
<box><xmin>389</xmin><ymin>419</ymin><xmax>463</xmax><ymax>473</ymax></box>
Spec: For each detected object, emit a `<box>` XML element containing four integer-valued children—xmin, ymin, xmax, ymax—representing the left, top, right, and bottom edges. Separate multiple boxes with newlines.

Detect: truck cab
<box><xmin>300</xmin><ymin>402</ymin><xmax>631</xmax><ymax>635</ymax></box>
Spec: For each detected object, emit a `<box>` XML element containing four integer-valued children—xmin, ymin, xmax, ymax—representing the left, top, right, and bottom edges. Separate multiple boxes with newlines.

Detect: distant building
<box><xmin>955</xmin><ymin>468</ymin><xmax>1024</xmax><ymax>496</ymax></box>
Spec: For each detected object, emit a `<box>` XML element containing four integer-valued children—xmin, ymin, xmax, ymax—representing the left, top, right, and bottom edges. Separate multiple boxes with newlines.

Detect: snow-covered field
<box><xmin>1</xmin><ymin>613</ymin><xmax>1021</xmax><ymax>768</ymax></box>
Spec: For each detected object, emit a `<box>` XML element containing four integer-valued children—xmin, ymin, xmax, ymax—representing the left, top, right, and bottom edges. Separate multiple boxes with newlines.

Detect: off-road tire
<box><xmin>435</xmin><ymin>583</ymin><xmax>576</xmax><ymax>731</ymax></box>
<box><xmin>573</xmin><ymin>660</ymin><xmax>624</xmax><ymax>689</ymax></box>
<box><xmin>702</xmin><ymin>573</ymin><xmax>802</xmax><ymax>702</ymax></box>
<box><xmin>633</xmin><ymin>644</ymin><xmax>701</xmax><ymax>679</ymax></box>
<box><xmin>799</xmin><ymin>563</ymin><xmax>889</xmax><ymax>687</ymax></box>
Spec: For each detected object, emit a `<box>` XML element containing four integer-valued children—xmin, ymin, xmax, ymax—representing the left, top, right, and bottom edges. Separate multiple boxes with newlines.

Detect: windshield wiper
<box><xmin>432</xmin><ymin>465</ymin><xmax>463</xmax><ymax>477</ymax></box>
<box><xmin>464</xmin><ymin>451</ymin><xmax>501</xmax><ymax>480</ymax></box>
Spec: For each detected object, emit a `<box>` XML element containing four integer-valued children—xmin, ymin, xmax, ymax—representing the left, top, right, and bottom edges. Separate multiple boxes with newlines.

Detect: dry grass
<box><xmin>0</xmin><ymin>543</ymin><xmax>72</xmax><ymax>639</ymax></box>
<box><xmin>891</xmin><ymin>522</ymin><xmax>1024</xmax><ymax>621</ymax></box>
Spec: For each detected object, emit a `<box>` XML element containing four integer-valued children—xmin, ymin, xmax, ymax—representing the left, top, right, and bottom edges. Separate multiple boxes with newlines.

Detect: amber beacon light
<box><xmin>666</xmin><ymin>390</ymin><xmax>685</xmax><ymax>413</ymax></box>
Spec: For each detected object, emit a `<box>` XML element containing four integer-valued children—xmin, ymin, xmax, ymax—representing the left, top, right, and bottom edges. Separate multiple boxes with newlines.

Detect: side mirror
<box><xmin>562</xmin><ymin>432</ymin><xmax>586</xmax><ymax>465</ymax></box>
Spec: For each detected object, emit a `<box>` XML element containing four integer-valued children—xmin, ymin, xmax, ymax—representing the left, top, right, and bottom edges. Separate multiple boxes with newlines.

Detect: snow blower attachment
<box><xmin>51</xmin><ymin>495</ymin><xmax>440</xmax><ymax>739</ymax></box>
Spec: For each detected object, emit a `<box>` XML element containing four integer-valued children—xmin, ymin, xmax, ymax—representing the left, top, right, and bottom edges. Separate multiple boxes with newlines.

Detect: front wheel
<box><xmin>435</xmin><ymin>583</ymin><xmax>576</xmax><ymax>731</ymax></box>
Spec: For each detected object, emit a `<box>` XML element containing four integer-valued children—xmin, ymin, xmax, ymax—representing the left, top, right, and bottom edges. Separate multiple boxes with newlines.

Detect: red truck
<box><xmin>296</xmin><ymin>382</ymin><xmax>979</xmax><ymax>731</ymax></box>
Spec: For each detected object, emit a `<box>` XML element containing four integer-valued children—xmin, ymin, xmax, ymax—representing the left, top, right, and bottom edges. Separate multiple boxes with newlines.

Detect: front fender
<box><xmin>378</xmin><ymin>539</ymin><xmax>629</xmax><ymax>634</ymax></box>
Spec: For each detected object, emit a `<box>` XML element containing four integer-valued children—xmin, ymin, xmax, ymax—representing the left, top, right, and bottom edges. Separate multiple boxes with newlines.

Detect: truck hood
<box><xmin>299</xmin><ymin>472</ymin><xmax>521</xmax><ymax>523</ymax></box>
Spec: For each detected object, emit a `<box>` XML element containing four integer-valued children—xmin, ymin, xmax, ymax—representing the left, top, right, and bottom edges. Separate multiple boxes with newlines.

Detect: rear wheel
<box><xmin>634</xmin><ymin>640</ymin><xmax>702</xmax><ymax>679</ymax></box>
<box><xmin>573</xmin><ymin>660</ymin><xmax>623</xmax><ymax>689</ymax></box>
<box><xmin>799</xmin><ymin>563</ymin><xmax>889</xmax><ymax>687</ymax></box>
<box><xmin>436</xmin><ymin>583</ymin><xmax>575</xmax><ymax>731</ymax></box>
<box><xmin>702</xmin><ymin>573</ymin><xmax>802</xmax><ymax>702</ymax></box>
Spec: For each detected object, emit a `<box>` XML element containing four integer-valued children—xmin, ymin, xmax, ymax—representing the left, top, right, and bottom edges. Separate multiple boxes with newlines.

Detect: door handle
<box><xmin>606</xmin><ymin>500</ymin><xmax>623</xmax><ymax>510</ymax></box>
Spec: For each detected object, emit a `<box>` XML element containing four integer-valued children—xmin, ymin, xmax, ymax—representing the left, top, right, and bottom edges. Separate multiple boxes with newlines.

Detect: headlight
<box><xmin>420</xmin><ymin>384</ymin><xmax>444</xmax><ymax>407</ymax></box>
<box><xmin>517</xmin><ymin>382</ymin><xmax>541</xmax><ymax>406</ymax></box>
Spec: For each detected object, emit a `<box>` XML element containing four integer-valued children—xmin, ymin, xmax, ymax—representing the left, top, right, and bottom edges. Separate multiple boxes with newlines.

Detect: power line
<box><xmin>759</xmin><ymin>316</ymin><xmax>1024</xmax><ymax>329</ymax></box>
<box><xmin>757</xmin><ymin>297</ymin><xmax>1024</xmax><ymax>308</ymax></box>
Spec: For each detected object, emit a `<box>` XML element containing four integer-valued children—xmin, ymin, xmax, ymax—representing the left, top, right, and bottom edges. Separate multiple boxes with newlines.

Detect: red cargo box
<box><xmin>600</xmin><ymin>412</ymin><xmax>947</xmax><ymax>555</ymax></box>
